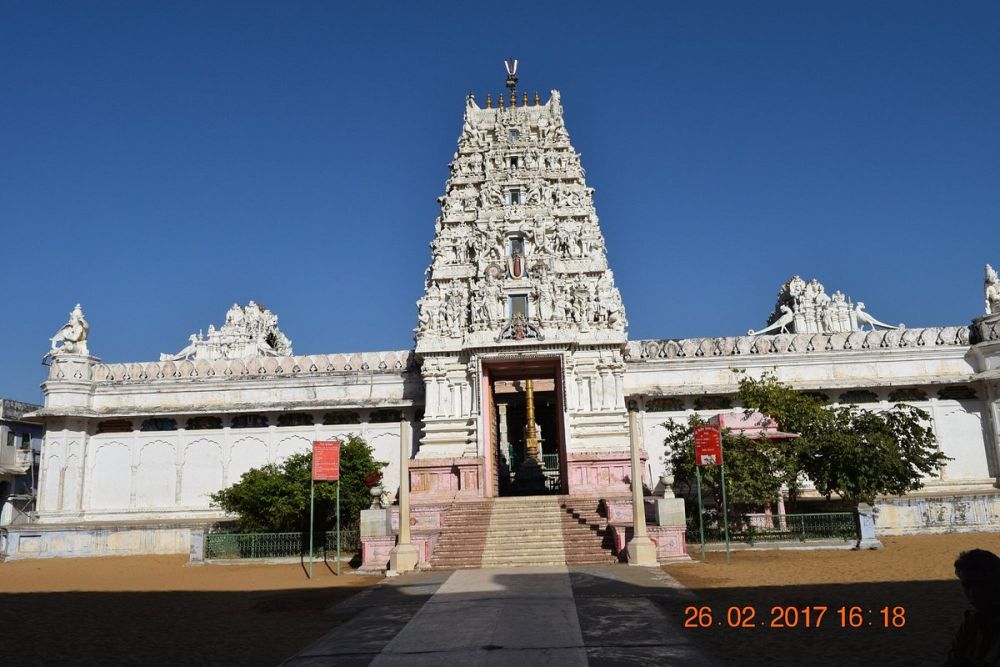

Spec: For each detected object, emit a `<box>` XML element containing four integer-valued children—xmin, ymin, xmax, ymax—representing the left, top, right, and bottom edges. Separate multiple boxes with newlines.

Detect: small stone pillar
<box><xmin>498</xmin><ymin>402</ymin><xmax>510</xmax><ymax>465</ymax></box>
<box><xmin>626</xmin><ymin>404</ymin><xmax>657</xmax><ymax>566</ymax></box>
<box><xmin>389</xmin><ymin>419</ymin><xmax>418</xmax><ymax>573</ymax></box>
<box><xmin>854</xmin><ymin>503</ymin><xmax>883</xmax><ymax>550</ymax></box>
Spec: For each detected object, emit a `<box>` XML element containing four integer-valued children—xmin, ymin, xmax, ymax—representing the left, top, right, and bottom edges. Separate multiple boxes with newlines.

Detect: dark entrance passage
<box><xmin>482</xmin><ymin>358</ymin><xmax>566</xmax><ymax>496</ymax></box>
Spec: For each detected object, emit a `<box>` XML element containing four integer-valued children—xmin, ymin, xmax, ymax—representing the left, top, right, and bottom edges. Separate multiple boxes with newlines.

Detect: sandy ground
<box><xmin>664</xmin><ymin>532</ymin><xmax>1000</xmax><ymax>667</ymax></box>
<box><xmin>2</xmin><ymin>533</ymin><xmax>996</xmax><ymax>666</ymax></box>
<box><xmin>0</xmin><ymin>556</ymin><xmax>378</xmax><ymax>666</ymax></box>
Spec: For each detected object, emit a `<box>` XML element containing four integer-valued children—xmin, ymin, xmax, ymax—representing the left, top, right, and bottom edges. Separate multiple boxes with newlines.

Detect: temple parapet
<box><xmin>626</xmin><ymin>325</ymin><xmax>972</xmax><ymax>361</ymax></box>
<box><xmin>88</xmin><ymin>350</ymin><xmax>415</xmax><ymax>384</ymax></box>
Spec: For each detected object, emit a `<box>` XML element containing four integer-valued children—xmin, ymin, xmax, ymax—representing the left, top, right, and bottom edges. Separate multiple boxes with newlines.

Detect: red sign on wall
<box><xmin>693</xmin><ymin>425</ymin><xmax>723</xmax><ymax>466</ymax></box>
<box><xmin>312</xmin><ymin>440</ymin><xmax>341</xmax><ymax>481</ymax></box>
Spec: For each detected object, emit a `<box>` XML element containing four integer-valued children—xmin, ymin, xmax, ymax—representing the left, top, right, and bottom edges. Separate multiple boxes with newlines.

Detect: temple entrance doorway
<box><xmin>483</xmin><ymin>358</ymin><xmax>566</xmax><ymax>496</ymax></box>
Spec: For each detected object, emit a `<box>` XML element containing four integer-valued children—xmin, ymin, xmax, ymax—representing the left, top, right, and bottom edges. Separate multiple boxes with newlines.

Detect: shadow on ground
<box><xmin>1</xmin><ymin>569</ymin><xmax>968</xmax><ymax>666</ymax></box>
<box><xmin>0</xmin><ymin>586</ymin><xmax>364</xmax><ymax>667</ymax></box>
<box><xmin>287</xmin><ymin>567</ymin><xmax>966</xmax><ymax>667</ymax></box>
<box><xmin>659</xmin><ymin>579</ymin><xmax>966</xmax><ymax>667</ymax></box>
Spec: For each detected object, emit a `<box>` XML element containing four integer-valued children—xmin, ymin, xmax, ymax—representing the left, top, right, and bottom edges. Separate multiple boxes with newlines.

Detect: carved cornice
<box><xmin>626</xmin><ymin>326</ymin><xmax>973</xmax><ymax>362</ymax></box>
<box><xmin>92</xmin><ymin>350</ymin><xmax>416</xmax><ymax>385</ymax></box>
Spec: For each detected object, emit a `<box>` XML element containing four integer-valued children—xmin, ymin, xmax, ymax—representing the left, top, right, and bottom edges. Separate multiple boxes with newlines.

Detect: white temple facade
<box><xmin>10</xmin><ymin>79</ymin><xmax>1000</xmax><ymax>559</ymax></box>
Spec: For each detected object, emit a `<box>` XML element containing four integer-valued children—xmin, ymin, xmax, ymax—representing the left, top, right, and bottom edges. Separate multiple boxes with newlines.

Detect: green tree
<box><xmin>664</xmin><ymin>415</ymin><xmax>795</xmax><ymax>515</ymax></box>
<box><xmin>739</xmin><ymin>374</ymin><xmax>948</xmax><ymax>503</ymax></box>
<box><xmin>736</xmin><ymin>373</ymin><xmax>948</xmax><ymax>505</ymax></box>
<box><xmin>210</xmin><ymin>434</ymin><xmax>386</xmax><ymax>533</ymax></box>
<box><xmin>665</xmin><ymin>373</ymin><xmax>949</xmax><ymax>520</ymax></box>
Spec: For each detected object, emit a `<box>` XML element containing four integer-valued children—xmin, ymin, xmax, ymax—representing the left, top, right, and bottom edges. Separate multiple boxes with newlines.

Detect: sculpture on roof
<box><xmin>160</xmin><ymin>302</ymin><xmax>293</xmax><ymax>361</ymax></box>
<box><xmin>49</xmin><ymin>304</ymin><xmax>90</xmax><ymax>356</ymax></box>
<box><xmin>751</xmin><ymin>275</ymin><xmax>903</xmax><ymax>335</ymax></box>
<box><xmin>854</xmin><ymin>302</ymin><xmax>902</xmax><ymax>331</ymax></box>
<box><xmin>748</xmin><ymin>305</ymin><xmax>794</xmax><ymax>336</ymax></box>
<box><xmin>985</xmin><ymin>264</ymin><xmax>1000</xmax><ymax>316</ymax></box>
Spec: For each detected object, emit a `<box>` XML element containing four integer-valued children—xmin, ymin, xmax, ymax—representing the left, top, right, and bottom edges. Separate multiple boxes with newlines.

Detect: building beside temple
<box><xmin>0</xmin><ymin>398</ymin><xmax>42</xmax><ymax>526</ymax></box>
<box><xmin>6</xmin><ymin>72</ymin><xmax>1000</xmax><ymax>562</ymax></box>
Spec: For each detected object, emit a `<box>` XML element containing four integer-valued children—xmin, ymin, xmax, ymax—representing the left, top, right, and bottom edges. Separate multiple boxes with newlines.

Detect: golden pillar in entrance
<box><xmin>524</xmin><ymin>379</ymin><xmax>540</xmax><ymax>462</ymax></box>
<box><xmin>512</xmin><ymin>378</ymin><xmax>546</xmax><ymax>493</ymax></box>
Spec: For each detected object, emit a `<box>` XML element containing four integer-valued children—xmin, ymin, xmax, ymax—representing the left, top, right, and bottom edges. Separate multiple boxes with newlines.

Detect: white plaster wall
<box><xmin>87</xmin><ymin>441</ymin><xmax>131</xmax><ymax>510</ymax></box>
<box><xmin>36</xmin><ymin>415</ymin><xmax>408</xmax><ymax>522</ymax></box>
<box><xmin>62</xmin><ymin>453</ymin><xmax>81</xmax><ymax>511</ymax></box>
<box><xmin>932</xmin><ymin>399</ymin><xmax>991</xmax><ymax>480</ymax></box>
<box><xmin>228</xmin><ymin>435</ymin><xmax>268</xmax><ymax>484</ymax></box>
<box><xmin>39</xmin><ymin>439</ymin><xmax>63</xmax><ymax>512</ymax></box>
<box><xmin>180</xmin><ymin>438</ymin><xmax>223</xmax><ymax>507</ymax></box>
<box><xmin>135</xmin><ymin>440</ymin><xmax>176</xmax><ymax>509</ymax></box>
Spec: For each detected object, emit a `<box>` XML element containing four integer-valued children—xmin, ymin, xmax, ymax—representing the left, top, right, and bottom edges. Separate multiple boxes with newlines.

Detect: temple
<box><xmin>9</xmin><ymin>69</ymin><xmax>1000</xmax><ymax>564</ymax></box>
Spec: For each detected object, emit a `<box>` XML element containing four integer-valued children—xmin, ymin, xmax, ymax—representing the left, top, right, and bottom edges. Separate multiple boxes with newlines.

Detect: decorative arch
<box><xmin>229</xmin><ymin>436</ymin><xmax>268</xmax><ymax>483</ymax></box>
<box><xmin>87</xmin><ymin>441</ymin><xmax>131</xmax><ymax>510</ymax></box>
<box><xmin>180</xmin><ymin>438</ymin><xmax>223</xmax><ymax>507</ymax></box>
<box><xmin>135</xmin><ymin>440</ymin><xmax>177</xmax><ymax>509</ymax></box>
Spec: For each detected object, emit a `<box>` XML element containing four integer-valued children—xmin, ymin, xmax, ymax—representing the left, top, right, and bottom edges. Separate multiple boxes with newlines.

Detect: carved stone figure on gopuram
<box><xmin>411</xmin><ymin>64</ymin><xmax>632</xmax><ymax>471</ymax></box>
<box><xmin>415</xmin><ymin>86</ymin><xmax>627</xmax><ymax>354</ymax></box>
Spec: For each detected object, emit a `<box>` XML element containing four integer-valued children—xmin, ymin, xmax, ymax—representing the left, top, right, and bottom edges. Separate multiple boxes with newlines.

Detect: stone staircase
<box><xmin>427</xmin><ymin>500</ymin><xmax>494</xmax><ymax>570</ymax></box>
<box><xmin>427</xmin><ymin>496</ymin><xmax>616</xmax><ymax>569</ymax></box>
<box><xmin>559</xmin><ymin>497</ymin><xmax>619</xmax><ymax>565</ymax></box>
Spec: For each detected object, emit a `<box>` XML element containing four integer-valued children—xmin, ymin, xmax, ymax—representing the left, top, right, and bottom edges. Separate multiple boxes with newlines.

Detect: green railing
<box><xmin>687</xmin><ymin>512</ymin><xmax>857</xmax><ymax>546</ymax></box>
<box><xmin>205</xmin><ymin>528</ymin><xmax>361</xmax><ymax>560</ymax></box>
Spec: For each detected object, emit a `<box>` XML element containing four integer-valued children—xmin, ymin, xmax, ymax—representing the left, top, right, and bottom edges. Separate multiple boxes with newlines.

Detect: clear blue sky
<box><xmin>2</xmin><ymin>1</ymin><xmax>998</xmax><ymax>402</ymax></box>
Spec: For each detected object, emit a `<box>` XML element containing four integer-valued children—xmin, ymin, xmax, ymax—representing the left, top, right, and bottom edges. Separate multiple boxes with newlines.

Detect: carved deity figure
<box><xmin>49</xmin><ymin>304</ymin><xmax>90</xmax><ymax>356</ymax></box>
<box><xmin>470</xmin><ymin>284</ymin><xmax>489</xmax><ymax>330</ymax></box>
<box><xmin>484</xmin><ymin>274</ymin><xmax>504</xmax><ymax>324</ymax></box>
<box><xmin>536</xmin><ymin>280</ymin><xmax>555</xmax><ymax>323</ymax></box>
<box><xmin>985</xmin><ymin>264</ymin><xmax>1000</xmax><ymax>316</ymax></box>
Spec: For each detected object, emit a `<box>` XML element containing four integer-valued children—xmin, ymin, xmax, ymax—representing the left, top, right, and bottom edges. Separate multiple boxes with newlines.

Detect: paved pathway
<box><xmin>285</xmin><ymin>565</ymin><xmax>713</xmax><ymax>666</ymax></box>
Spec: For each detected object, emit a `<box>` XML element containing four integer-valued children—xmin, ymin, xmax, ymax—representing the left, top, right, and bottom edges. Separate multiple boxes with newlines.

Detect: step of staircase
<box><xmin>427</xmin><ymin>495</ymin><xmax>618</xmax><ymax>569</ymax></box>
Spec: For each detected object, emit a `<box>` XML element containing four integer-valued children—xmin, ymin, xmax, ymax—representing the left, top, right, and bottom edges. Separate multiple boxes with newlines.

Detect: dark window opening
<box><xmin>278</xmin><ymin>413</ymin><xmax>314</xmax><ymax>427</ymax></box>
<box><xmin>369</xmin><ymin>409</ymin><xmax>403</xmax><ymax>423</ymax></box>
<box><xmin>97</xmin><ymin>419</ymin><xmax>133</xmax><ymax>434</ymax></box>
<box><xmin>140</xmin><ymin>418</ymin><xmax>178</xmax><ymax>432</ymax></box>
<box><xmin>231</xmin><ymin>414</ymin><xmax>269</xmax><ymax>429</ymax></box>
<box><xmin>186</xmin><ymin>416</ymin><xmax>223</xmax><ymax>430</ymax></box>
<box><xmin>323</xmin><ymin>411</ymin><xmax>361</xmax><ymax>425</ymax></box>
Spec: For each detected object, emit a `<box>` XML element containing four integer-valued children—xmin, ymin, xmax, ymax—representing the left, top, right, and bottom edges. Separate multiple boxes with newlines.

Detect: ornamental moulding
<box><xmin>627</xmin><ymin>325</ymin><xmax>973</xmax><ymax>361</ymax></box>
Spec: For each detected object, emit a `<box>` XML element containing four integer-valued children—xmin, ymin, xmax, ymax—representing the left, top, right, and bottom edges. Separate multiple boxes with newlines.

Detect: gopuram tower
<box><xmin>411</xmin><ymin>63</ymin><xmax>637</xmax><ymax>500</ymax></box>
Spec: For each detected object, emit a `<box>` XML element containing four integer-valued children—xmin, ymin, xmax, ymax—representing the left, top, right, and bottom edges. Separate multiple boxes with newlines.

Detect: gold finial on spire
<box><xmin>522</xmin><ymin>92</ymin><xmax>528</xmax><ymax>106</ymax></box>
<box><xmin>534</xmin><ymin>91</ymin><xmax>540</xmax><ymax>105</ymax></box>
<box><xmin>504</xmin><ymin>58</ymin><xmax>518</xmax><ymax>98</ymax></box>
<box><xmin>498</xmin><ymin>93</ymin><xmax>505</xmax><ymax>108</ymax></box>
<box><xmin>486</xmin><ymin>94</ymin><xmax>492</xmax><ymax>108</ymax></box>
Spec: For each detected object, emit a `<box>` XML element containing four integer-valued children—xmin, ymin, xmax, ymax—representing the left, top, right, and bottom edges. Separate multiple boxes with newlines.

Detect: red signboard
<box><xmin>693</xmin><ymin>425</ymin><xmax>723</xmax><ymax>466</ymax></box>
<box><xmin>312</xmin><ymin>440</ymin><xmax>341</xmax><ymax>481</ymax></box>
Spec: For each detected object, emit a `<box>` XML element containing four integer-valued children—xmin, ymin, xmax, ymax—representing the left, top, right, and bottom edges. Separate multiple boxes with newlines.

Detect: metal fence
<box><xmin>687</xmin><ymin>512</ymin><xmax>857</xmax><ymax>546</ymax></box>
<box><xmin>205</xmin><ymin>528</ymin><xmax>361</xmax><ymax>560</ymax></box>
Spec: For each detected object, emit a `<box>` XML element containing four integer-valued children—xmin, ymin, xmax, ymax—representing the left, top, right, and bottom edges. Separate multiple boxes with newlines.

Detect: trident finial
<box><xmin>504</xmin><ymin>58</ymin><xmax>518</xmax><ymax>98</ymax></box>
